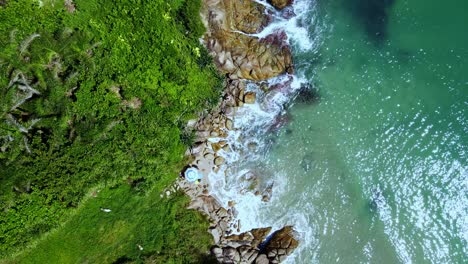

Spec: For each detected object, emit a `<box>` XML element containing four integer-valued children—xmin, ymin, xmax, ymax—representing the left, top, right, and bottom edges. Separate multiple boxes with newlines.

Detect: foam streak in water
<box><xmin>206</xmin><ymin>1</ymin><xmax>322</xmax><ymax>261</ymax></box>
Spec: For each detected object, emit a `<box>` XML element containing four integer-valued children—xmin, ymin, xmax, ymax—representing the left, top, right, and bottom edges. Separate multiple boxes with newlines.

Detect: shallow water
<box><xmin>254</xmin><ymin>0</ymin><xmax>467</xmax><ymax>263</ymax></box>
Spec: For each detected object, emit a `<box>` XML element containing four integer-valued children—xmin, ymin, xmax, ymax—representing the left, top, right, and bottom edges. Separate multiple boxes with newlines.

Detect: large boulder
<box><xmin>263</xmin><ymin>226</ymin><xmax>299</xmax><ymax>261</ymax></box>
<box><xmin>268</xmin><ymin>0</ymin><xmax>292</xmax><ymax>10</ymax></box>
<box><xmin>187</xmin><ymin>195</ymin><xmax>221</xmax><ymax>215</ymax></box>
<box><xmin>224</xmin><ymin>232</ymin><xmax>255</xmax><ymax>248</ymax></box>
<box><xmin>255</xmin><ymin>254</ymin><xmax>269</xmax><ymax>264</ymax></box>
<box><xmin>250</xmin><ymin>227</ymin><xmax>272</xmax><ymax>248</ymax></box>
<box><xmin>229</xmin><ymin>0</ymin><xmax>272</xmax><ymax>34</ymax></box>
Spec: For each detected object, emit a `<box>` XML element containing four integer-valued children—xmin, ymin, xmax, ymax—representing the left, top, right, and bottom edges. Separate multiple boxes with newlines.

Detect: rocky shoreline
<box><xmin>178</xmin><ymin>0</ymin><xmax>300</xmax><ymax>263</ymax></box>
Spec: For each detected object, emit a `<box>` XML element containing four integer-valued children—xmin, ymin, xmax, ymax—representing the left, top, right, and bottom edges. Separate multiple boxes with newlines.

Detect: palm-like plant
<box><xmin>0</xmin><ymin>29</ymin><xmax>92</xmax><ymax>159</ymax></box>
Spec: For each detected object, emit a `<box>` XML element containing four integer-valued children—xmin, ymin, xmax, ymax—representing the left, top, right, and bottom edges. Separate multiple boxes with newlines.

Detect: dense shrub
<box><xmin>0</xmin><ymin>0</ymin><xmax>221</xmax><ymax>261</ymax></box>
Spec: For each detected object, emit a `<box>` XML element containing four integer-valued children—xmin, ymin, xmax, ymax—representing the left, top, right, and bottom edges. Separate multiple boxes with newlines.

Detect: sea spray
<box><xmin>203</xmin><ymin>0</ymin><xmax>324</xmax><ymax>262</ymax></box>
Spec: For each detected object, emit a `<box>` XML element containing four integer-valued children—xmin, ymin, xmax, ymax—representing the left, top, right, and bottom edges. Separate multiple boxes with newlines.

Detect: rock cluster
<box><xmin>211</xmin><ymin>226</ymin><xmax>298</xmax><ymax>264</ymax></box>
<box><xmin>177</xmin><ymin>0</ymin><xmax>300</xmax><ymax>263</ymax></box>
<box><xmin>201</xmin><ymin>0</ymin><xmax>293</xmax><ymax>81</ymax></box>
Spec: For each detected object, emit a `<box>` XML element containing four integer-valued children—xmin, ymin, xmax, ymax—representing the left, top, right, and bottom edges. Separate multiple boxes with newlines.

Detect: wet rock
<box><xmin>181</xmin><ymin>1</ymin><xmax>301</xmax><ymax>262</ymax></box>
<box><xmin>263</xmin><ymin>226</ymin><xmax>299</xmax><ymax>258</ymax></box>
<box><xmin>247</xmin><ymin>142</ymin><xmax>258</xmax><ymax>152</ymax></box>
<box><xmin>210</xmin><ymin>130</ymin><xmax>220</xmax><ymax>137</ymax></box>
<box><xmin>204</xmin><ymin>152</ymin><xmax>215</xmax><ymax>161</ymax></box>
<box><xmin>281</xmin><ymin>6</ymin><xmax>296</xmax><ymax>19</ymax></box>
<box><xmin>211</xmin><ymin>142</ymin><xmax>222</xmax><ymax>152</ymax></box>
<box><xmin>222</xmin><ymin>144</ymin><xmax>230</xmax><ymax>152</ymax></box>
<box><xmin>261</xmin><ymin>183</ymin><xmax>274</xmax><ymax>202</ymax></box>
<box><xmin>268</xmin><ymin>0</ymin><xmax>292</xmax><ymax>10</ymax></box>
<box><xmin>214</xmin><ymin>156</ymin><xmax>226</xmax><ymax>165</ymax></box>
<box><xmin>243</xmin><ymin>92</ymin><xmax>256</xmax><ymax>104</ymax></box>
<box><xmin>250</xmin><ymin>227</ymin><xmax>272</xmax><ymax>248</ymax></box>
<box><xmin>225</xmin><ymin>118</ymin><xmax>234</xmax><ymax>130</ymax></box>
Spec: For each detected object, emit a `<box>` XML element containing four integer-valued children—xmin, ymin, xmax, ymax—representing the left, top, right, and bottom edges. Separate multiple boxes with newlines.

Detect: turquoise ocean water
<box><xmin>260</xmin><ymin>0</ymin><xmax>467</xmax><ymax>262</ymax></box>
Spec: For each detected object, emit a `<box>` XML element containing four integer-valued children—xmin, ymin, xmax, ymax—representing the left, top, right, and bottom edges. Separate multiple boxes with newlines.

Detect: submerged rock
<box><xmin>300</xmin><ymin>152</ymin><xmax>314</xmax><ymax>172</ymax></box>
<box><xmin>294</xmin><ymin>84</ymin><xmax>320</xmax><ymax>104</ymax></box>
<box><xmin>269</xmin><ymin>114</ymin><xmax>292</xmax><ymax>132</ymax></box>
<box><xmin>243</xmin><ymin>92</ymin><xmax>257</xmax><ymax>104</ymax></box>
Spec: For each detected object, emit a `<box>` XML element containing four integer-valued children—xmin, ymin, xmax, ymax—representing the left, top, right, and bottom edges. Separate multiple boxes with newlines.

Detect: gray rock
<box><xmin>210</xmin><ymin>226</ymin><xmax>222</xmax><ymax>244</ymax></box>
<box><xmin>278</xmin><ymin>254</ymin><xmax>288</xmax><ymax>262</ymax></box>
<box><xmin>212</xmin><ymin>246</ymin><xmax>223</xmax><ymax>258</ymax></box>
<box><xmin>214</xmin><ymin>156</ymin><xmax>226</xmax><ymax>165</ymax></box>
<box><xmin>277</xmin><ymin>248</ymin><xmax>286</xmax><ymax>255</ymax></box>
<box><xmin>225</xmin><ymin>232</ymin><xmax>253</xmax><ymax>242</ymax></box>
<box><xmin>243</xmin><ymin>92</ymin><xmax>256</xmax><ymax>104</ymax></box>
<box><xmin>218</xmin><ymin>220</ymin><xmax>228</xmax><ymax>232</ymax></box>
<box><xmin>223</xmin><ymin>247</ymin><xmax>237</xmax><ymax>262</ymax></box>
<box><xmin>239</xmin><ymin>246</ymin><xmax>259</xmax><ymax>263</ymax></box>
<box><xmin>216</xmin><ymin>207</ymin><xmax>229</xmax><ymax>219</ymax></box>
<box><xmin>267</xmin><ymin>249</ymin><xmax>277</xmax><ymax>258</ymax></box>
<box><xmin>255</xmin><ymin>254</ymin><xmax>269</xmax><ymax>264</ymax></box>
<box><xmin>225</xmin><ymin>119</ymin><xmax>234</xmax><ymax>130</ymax></box>
<box><xmin>233</xmin><ymin>250</ymin><xmax>241</xmax><ymax>262</ymax></box>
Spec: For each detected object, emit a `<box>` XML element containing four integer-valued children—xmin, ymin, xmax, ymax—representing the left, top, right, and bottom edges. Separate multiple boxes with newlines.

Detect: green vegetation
<box><xmin>0</xmin><ymin>0</ymin><xmax>221</xmax><ymax>262</ymax></box>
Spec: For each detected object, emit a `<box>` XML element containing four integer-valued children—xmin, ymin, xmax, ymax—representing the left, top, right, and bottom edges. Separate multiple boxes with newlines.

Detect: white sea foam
<box><xmin>206</xmin><ymin>0</ymin><xmax>323</xmax><ymax>262</ymax></box>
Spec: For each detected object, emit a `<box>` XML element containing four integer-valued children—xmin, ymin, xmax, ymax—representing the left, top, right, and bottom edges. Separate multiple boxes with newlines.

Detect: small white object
<box><xmin>185</xmin><ymin>168</ymin><xmax>202</xmax><ymax>182</ymax></box>
<box><xmin>100</xmin><ymin>208</ymin><xmax>112</xmax><ymax>213</ymax></box>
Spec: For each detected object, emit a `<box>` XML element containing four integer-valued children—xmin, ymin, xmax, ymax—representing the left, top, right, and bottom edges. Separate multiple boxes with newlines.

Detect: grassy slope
<box><xmin>0</xmin><ymin>0</ymin><xmax>220</xmax><ymax>262</ymax></box>
<box><xmin>11</xmin><ymin>185</ymin><xmax>215</xmax><ymax>263</ymax></box>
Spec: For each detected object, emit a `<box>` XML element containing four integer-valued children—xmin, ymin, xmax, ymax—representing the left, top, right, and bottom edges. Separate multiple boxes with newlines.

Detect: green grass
<box><xmin>0</xmin><ymin>0</ymin><xmax>221</xmax><ymax>262</ymax></box>
<box><xmin>7</xmin><ymin>184</ymin><xmax>214</xmax><ymax>264</ymax></box>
